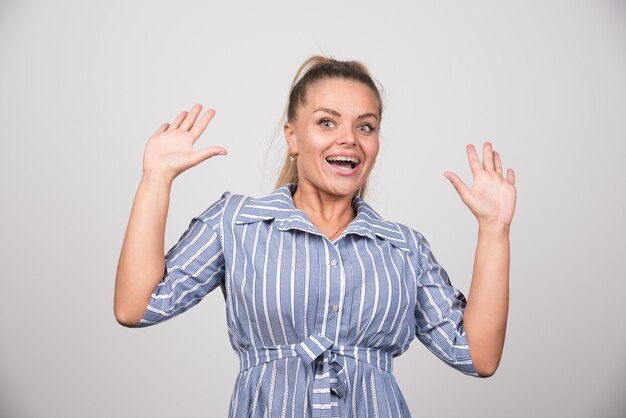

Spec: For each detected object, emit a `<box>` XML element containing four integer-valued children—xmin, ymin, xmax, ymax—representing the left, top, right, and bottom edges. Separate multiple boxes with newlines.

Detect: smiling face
<box><xmin>284</xmin><ymin>78</ymin><xmax>381</xmax><ymax>200</ymax></box>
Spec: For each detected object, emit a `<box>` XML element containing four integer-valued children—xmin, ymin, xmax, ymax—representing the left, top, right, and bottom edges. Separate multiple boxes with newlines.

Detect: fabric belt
<box><xmin>239</xmin><ymin>334</ymin><xmax>394</xmax><ymax>418</ymax></box>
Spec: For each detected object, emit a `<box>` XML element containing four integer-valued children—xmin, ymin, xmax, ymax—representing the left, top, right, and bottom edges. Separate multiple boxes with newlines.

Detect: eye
<box><xmin>319</xmin><ymin>119</ymin><xmax>335</xmax><ymax>128</ymax></box>
<box><xmin>358</xmin><ymin>124</ymin><xmax>376</xmax><ymax>134</ymax></box>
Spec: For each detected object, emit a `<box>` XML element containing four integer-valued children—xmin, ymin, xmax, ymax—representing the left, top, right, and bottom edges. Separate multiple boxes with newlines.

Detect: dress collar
<box><xmin>235</xmin><ymin>184</ymin><xmax>410</xmax><ymax>251</ymax></box>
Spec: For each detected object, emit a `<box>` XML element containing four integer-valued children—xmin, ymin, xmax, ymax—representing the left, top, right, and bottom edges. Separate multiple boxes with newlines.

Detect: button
<box><xmin>331</xmin><ymin>304</ymin><xmax>339</xmax><ymax>313</ymax></box>
<box><xmin>330</xmin><ymin>259</ymin><xmax>338</xmax><ymax>267</ymax></box>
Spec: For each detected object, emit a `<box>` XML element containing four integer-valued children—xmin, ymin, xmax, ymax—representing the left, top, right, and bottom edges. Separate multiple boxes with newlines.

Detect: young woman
<box><xmin>114</xmin><ymin>56</ymin><xmax>517</xmax><ymax>417</ymax></box>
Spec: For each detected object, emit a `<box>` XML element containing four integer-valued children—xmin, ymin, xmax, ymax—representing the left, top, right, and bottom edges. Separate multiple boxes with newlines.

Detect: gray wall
<box><xmin>1</xmin><ymin>0</ymin><xmax>625</xmax><ymax>417</ymax></box>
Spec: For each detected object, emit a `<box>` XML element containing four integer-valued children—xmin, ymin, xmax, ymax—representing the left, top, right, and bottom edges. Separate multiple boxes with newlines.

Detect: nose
<box><xmin>337</xmin><ymin>127</ymin><xmax>359</xmax><ymax>146</ymax></box>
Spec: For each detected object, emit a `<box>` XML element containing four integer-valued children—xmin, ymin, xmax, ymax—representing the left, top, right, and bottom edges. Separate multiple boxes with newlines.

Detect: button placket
<box><xmin>326</xmin><ymin>247</ymin><xmax>343</xmax><ymax>333</ymax></box>
<box><xmin>338</xmin><ymin>240</ymin><xmax>358</xmax><ymax>343</ymax></box>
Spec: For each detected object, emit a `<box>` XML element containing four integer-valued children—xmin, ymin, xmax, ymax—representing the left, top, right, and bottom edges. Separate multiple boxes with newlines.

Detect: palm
<box><xmin>445</xmin><ymin>143</ymin><xmax>517</xmax><ymax>227</ymax></box>
<box><xmin>143</xmin><ymin>104</ymin><xmax>227</xmax><ymax>180</ymax></box>
<box><xmin>144</xmin><ymin>129</ymin><xmax>200</xmax><ymax>173</ymax></box>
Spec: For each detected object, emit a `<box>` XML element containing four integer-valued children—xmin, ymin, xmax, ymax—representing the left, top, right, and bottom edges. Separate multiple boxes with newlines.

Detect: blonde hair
<box><xmin>274</xmin><ymin>56</ymin><xmax>383</xmax><ymax>198</ymax></box>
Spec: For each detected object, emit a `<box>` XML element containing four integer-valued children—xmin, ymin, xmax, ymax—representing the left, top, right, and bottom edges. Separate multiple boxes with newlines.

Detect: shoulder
<box><xmin>356</xmin><ymin>197</ymin><xmax>430</xmax><ymax>255</ymax></box>
<box><xmin>379</xmin><ymin>220</ymin><xmax>444</xmax><ymax>277</ymax></box>
<box><xmin>194</xmin><ymin>188</ymin><xmax>292</xmax><ymax>228</ymax></box>
<box><xmin>193</xmin><ymin>191</ymin><xmax>253</xmax><ymax>228</ymax></box>
<box><xmin>386</xmin><ymin>221</ymin><xmax>430</xmax><ymax>254</ymax></box>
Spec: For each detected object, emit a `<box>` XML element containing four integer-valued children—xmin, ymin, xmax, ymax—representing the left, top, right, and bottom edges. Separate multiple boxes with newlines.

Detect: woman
<box><xmin>114</xmin><ymin>56</ymin><xmax>516</xmax><ymax>417</ymax></box>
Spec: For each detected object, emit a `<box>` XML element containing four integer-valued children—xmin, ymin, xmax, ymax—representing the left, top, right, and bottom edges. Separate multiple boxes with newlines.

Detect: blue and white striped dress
<box><xmin>136</xmin><ymin>183</ymin><xmax>482</xmax><ymax>417</ymax></box>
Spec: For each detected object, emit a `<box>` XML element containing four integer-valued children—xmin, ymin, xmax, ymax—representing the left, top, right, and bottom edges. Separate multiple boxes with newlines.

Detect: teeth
<box><xmin>326</xmin><ymin>156</ymin><xmax>360</xmax><ymax>163</ymax></box>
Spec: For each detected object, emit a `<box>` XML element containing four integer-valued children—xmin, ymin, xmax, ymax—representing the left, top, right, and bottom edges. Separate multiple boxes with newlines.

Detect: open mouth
<box><xmin>325</xmin><ymin>156</ymin><xmax>361</xmax><ymax>171</ymax></box>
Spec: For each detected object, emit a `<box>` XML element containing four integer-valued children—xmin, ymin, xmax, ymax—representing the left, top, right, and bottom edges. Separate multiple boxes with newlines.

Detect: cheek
<box><xmin>298</xmin><ymin>132</ymin><xmax>332</xmax><ymax>155</ymax></box>
<box><xmin>294</xmin><ymin>126</ymin><xmax>314</xmax><ymax>146</ymax></box>
<box><xmin>366</xmin><ymin>141</ymin><xmax>380</xmax><ymax>161</ymax></box>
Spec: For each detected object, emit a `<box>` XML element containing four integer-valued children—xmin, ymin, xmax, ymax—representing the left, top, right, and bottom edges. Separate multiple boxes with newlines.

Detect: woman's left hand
<box><xmin>444</xmin><ymin>142</ymin><xmax>517</xmax><ymax>227</ymax></box>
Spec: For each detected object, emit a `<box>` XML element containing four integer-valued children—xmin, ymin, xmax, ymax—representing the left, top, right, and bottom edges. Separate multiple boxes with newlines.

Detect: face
<box><xmin>284</xmin><ymin>78</ymin><xmax>380</xmax><ymax>199</ymax></box>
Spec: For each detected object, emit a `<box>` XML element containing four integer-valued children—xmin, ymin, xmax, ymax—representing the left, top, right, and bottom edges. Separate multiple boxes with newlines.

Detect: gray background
<box><xmin>1</xmin><ymin>0</ymin><xmax>625</xmax><ymax>417</ymax></box>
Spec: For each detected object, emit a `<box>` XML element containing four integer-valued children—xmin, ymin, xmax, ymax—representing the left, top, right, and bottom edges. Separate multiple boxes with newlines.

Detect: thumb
<box><xmin>190</xmin><ymin>146</ymin><xmax>228</xmax><ymax>166</ymax></box>
<box><xmin>443</xmin><ymin>171</ymin><xmax>471</xmax><ymax>201</ymax></box>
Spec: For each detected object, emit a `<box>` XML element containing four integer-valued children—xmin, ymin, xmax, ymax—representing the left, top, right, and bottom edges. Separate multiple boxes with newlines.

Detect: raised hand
<box><xmin>444</xmin><ymin>142</ymin><xmax>517</xmax><ymax>227</ymax></box>
<box><xmin>142</xmin><ymin>104</ymin><xmax>227</xmax><ymax>181</ymax></box>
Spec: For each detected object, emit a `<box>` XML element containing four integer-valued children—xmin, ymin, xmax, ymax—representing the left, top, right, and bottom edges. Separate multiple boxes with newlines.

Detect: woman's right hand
<box><xmin>142</xmin><ymin>104</ymin><xmax>227</xmax><ymax>181</ymax></box>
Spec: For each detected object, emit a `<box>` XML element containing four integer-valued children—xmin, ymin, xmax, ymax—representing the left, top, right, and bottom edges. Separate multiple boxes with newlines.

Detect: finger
<box><xmin>444</xmin><ymin>171</ymin><xmax>471</xmax><ymax>201</ymax></box>
<box><xmin>188</xmin><ymin>146</ymin><xmax>228</xmax><ymax>167</ymax></box>
<box><xmin>180</xmin><ymin>104</ymin><xmax>203</xmax><ymax>131</ymax></box>
<box><xmin>466</xmin><ymin>144</ymin><xmax>483</xmax><ymax>175</ymax></box>
<box><xmin>493</xmin><ymin>151</ymin><xmax>503</xmax><ymax>175</ymax></box>
<box><xmin>482</xmin><ymin>142</ymin><xmax>495</xmax><ymax>171</ymax></box>
<box><xmin>189</xmin><ymin>108</ymin><xmax>217</xmax><ymax>141</ymax></box>
<box><xmin>507</xmin><ymin>168</ymin><xmax>516</xmax><ymax>185</ymax></box>
<box><xmin>168</xmin><ymin>111</ymin><xmax>188</xmax><ymax>131</ymax></box>
<box><xmin>154</xmin><ymin>123</ymin><xmax>169</xmax><ymax>135</ymax></box>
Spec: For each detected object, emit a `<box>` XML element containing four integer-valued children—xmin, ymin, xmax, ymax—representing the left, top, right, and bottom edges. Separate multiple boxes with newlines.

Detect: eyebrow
<box><xmin>313</xmin><ymin>107</ymin><xmax>379</xmax><ymax>121</ymax></box>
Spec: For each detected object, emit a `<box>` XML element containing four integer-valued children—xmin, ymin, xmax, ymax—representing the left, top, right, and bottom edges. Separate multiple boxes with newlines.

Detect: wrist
<box><xmin>141</xmin><ymin>169</ymin><xmax>175</xmax><ymax>187</ymax></box>
<box><xmin>477</xmin><ymin>221</ymin><xmax>510</xmax><ymax>237</ymax></box>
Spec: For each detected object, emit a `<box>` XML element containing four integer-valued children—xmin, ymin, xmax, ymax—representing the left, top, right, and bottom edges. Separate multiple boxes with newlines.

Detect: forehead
<box><xmin>302</xmin><ymin>78</ymin><xmax>380</xmax><ymax>114</ymax></box>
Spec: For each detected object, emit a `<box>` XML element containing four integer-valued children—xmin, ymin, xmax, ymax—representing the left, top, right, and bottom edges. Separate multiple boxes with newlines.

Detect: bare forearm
<box><xmin>463</xmin><ymin>223</ymin><xmax>510</xmax><ymax>377</ymax></box>
<box><xmin>114</xmin><ymin>171</ymin><xmax>173</xmax><ymax>326</ymax></box>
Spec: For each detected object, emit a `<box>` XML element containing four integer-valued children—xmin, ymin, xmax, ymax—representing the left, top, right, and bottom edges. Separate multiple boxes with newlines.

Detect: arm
<box><xmin>114</xmin><ymin>172</ymin><xmax>173</xmax><ymax>327</ymax></box>
<box><xmin>463</xmin><ymin>223</ymin><xmax>510</xmax><ymax>377</ymax></box>
<box><xmin>114</xmin><ymin>104</ymin><xmax>227</xmax><ymax>327</ymax></box>
<box><xmin>412</xmin><ymin>231</ymin><xmax>480</xmax><ymax>377</ymax></box>
<box><xmin>444</xmin><ymin>142</ymin><xmax>517</xmax><ymax>377</ymax></box>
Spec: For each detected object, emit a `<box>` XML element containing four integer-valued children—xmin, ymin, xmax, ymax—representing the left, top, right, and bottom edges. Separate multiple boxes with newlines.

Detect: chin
<box><xmin>325</xmin><ymin>182</ymin><xmax>362</xmax><ymax>198</ymax></box>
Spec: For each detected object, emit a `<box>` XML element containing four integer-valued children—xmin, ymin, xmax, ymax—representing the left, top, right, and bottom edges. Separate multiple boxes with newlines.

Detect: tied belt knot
<box><xmin>239</xmin><ymin>334</ymin><xmax>394</xmax><ymax>418</ymax></box>
<box><xmin>295</xmin><ymin>334</ymin><xmax>348</xmax><ymax>401</ymax></box>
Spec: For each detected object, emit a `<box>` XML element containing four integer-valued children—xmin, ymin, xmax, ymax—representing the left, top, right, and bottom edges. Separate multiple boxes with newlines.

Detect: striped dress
<box><xmin>136</xmin><ymin>183</ymin><xmax>482</xmax><ymax>417</ymax></box>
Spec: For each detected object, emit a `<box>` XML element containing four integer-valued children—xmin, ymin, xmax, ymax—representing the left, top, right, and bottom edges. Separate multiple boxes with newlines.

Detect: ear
<box><xmin>283</xmin><ymin>122</ymin><xmax>298</xmax><ymax>155</ymax></box>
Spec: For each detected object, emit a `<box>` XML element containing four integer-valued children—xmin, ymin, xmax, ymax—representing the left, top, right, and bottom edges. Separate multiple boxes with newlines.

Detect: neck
<box><xmin>291</xmin><ymin>182</ymin><xmax>356</xmax><ymax>240</ymax></box>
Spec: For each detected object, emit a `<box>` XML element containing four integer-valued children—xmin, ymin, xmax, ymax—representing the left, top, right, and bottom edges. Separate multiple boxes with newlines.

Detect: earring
<box><xmin>290</xmin><ymin>154</ymin><xmax>297</xmax><ymax>162</ymax></box>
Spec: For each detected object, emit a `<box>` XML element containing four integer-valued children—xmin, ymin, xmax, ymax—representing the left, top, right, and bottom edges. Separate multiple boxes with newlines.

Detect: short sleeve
<box><xmin>135</xmin><ymin>196</ymin><xmax>227</xmax><ymax>328</ymax></box>
<box><xmin>412</xmin><ymin>232</ymin><xmax>482</xmax><ymax>377</ymax></box>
